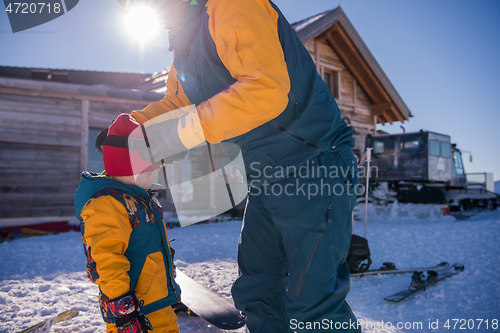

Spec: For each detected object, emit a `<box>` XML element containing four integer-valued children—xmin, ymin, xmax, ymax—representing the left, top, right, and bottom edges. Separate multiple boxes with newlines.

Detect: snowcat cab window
<box><xmin>400</xmin><ymin>136</ymin><xmax>424</xmax><ymax>152</ymax></box>
<box><xmin>454</xmin><ymin>151</ymin><xmax>464</xmax><ymax>175</ymax></box>
<box><xmin>429</xmin><ymin>140</ymin><xmax>440</xmax><ymax>156</ymax></box>
<box><xmin>373</xmin><ymin>138</ymin><xmax>394</xmax><ymax>154</ymax></box>
<box><xmin>440</xmin><ymin>142</ymin><xmax>451</xmax><ymax>158</ymax></box>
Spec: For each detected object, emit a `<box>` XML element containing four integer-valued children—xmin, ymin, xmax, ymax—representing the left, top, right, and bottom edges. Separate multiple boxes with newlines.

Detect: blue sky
<box><xmin>1</xmin><ymin>0</ymin><xmax>499</xmax><ymax>182</ymax></box>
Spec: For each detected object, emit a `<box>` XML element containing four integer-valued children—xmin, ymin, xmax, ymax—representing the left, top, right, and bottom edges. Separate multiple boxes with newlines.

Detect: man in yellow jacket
<box><xmin>116</xmin><ymin>0</ymin><xmax>360</xmax><ymax>332</ymax></box>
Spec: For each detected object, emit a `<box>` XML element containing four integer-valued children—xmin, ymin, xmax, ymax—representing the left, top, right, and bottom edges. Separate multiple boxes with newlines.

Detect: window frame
<box><xmin>373</xmin><ymin>137</ymin><xmax>395</xmax><ymax>154</ymax></box>
<box><xmin>429</xmin><ymin>140</ymin><xmax>440</xmax><ymax>157</ymax></box>
<box><xmin>323</xmin><ymin>68</ymin><xmax>340</xmax><ymax>99</ymax></box>
<box><xmin>440</xmin><ymin>142</ymin><xmax>451</xmax><ymax>158</ymax></box>
<box><xmin>400</xmin><ymin>135</ymin><xmax>425</xmax><ymax>152</ymax></box>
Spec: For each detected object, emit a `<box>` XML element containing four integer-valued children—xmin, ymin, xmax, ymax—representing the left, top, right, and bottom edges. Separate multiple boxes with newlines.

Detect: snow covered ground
<box><xmin>1</xmin><ymin>203</ymin><xmax>499</xmax><ymax>333</ymax></box>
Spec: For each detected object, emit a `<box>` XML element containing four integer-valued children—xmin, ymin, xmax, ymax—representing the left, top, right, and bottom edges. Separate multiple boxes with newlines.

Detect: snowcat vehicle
<box><xmin>364</xmin><ymin>131</ymin><xmax>498</xmax><ymax>211</ymax></box>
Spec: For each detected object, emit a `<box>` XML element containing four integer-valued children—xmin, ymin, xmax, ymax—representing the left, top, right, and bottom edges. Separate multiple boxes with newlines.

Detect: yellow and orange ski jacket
<box><xmin>74</xmin><ymin>172</ymin><xmax>180</xmax><ymax>320</ymax></box>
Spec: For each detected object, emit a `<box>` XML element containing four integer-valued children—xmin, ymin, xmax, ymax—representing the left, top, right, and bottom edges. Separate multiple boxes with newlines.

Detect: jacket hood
<box><xmin>74</xmin><ymin>171</ymin><xmax>150</xmax><ymax>219</ymax></box>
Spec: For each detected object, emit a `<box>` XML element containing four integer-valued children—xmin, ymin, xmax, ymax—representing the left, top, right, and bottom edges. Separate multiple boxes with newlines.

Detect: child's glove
<box><xmin>102</xmin><ymin>291</ymin><xmax>153</xmax><ymax>333</ymax></box>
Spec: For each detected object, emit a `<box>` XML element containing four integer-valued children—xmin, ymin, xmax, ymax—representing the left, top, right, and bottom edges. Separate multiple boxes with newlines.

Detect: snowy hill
<box><xmin>1</xmin><ymin>205</ymin><xmax>500</xmax><ymax>333</ymax></box>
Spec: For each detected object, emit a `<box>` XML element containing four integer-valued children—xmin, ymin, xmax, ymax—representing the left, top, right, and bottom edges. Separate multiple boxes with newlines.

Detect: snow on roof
<box><xmin>292</xmin><ymin>11</ymin><xmax>329</xmax><ymax>32</ymax></box>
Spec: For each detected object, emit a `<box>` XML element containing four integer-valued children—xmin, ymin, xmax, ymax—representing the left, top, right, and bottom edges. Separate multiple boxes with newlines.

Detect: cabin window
<box><xmin>88</xmin><ymin>128</ymin><xmax>105</xmax><ymax>173</ymax></box>
<box><xmin>429</xmin><ymin>140</ymin><xmax>440</xmax><ymax>156</ymax></box>
<box><xmin>323</xmin><ymin>70</ymin><xmax>339</xmax><ymax>98</ymax></box>
<box><xmin>373</xmin><ymin>138</ymin><xmax>395</xmax><ymax>154</ymax></box>
<box><xmin>454</xmin><ymin>151</ymin><xmax>464</xmax><ymax>175</ymax></box>
<box><xmin>400</xmin><ymin>136</ymin><xmax>424</xmax><ymax>152</ymax></box>
<box><xmin>440</xmin><ymin>142</ymin><xmax>451</xmax><ymax>158</ymax></box>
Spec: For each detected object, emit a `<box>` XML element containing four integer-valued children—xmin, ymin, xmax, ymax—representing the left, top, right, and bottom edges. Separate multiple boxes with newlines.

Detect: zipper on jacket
<box><xmin>289</xmin><ymin>91</ymin><xmax>300</xmax><ymax>119</ymax></box>
<box><xmin>294</xmin><ymin>204</ymin><xmax>331</xmax><ymax>296</ymax></box>
<box><xmin>149</xmin><ymin>201</ymin><xmax>181</xmax><ymax>302</ymax></box>
<box><xmin>271</xmin><ymin>120</ymin><xmax>323</xmax><ymax>153</ymax></box>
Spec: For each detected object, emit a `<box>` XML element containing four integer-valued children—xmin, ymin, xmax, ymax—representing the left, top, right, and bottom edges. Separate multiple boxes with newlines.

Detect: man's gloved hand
<box><xmin>102</xmin><ymin>291</ymin><xmax>153</xmax><ymax>333</ymax></box>
<box><xmin>141</xmin><ymin>118</ymin><xmax>188</xmax><ymax>164</ymax></box>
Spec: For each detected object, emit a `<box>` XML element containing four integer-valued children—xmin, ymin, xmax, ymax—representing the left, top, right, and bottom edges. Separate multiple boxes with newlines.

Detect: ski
<box><xmin>351</xmin><ymin>261</ymin><xmax>450</xmax><ymax>277</ymax></box>
<box><xmin>18</xmin><ymin>309</ymin><xmax>79</xmax><ymax>333</ymax></box>
<box><xmin>384</xmin><ymin>263</ymin><xmax>465</xmax><ymax>302</ymax></box>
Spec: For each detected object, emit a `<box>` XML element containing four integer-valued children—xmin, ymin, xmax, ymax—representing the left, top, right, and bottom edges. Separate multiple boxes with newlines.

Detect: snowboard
<box><xmin>175</xmin><ymin>270</ymin><xmax>246</xmax><ymax>330</ymax></box>
<box><xmin>351</xmin><ymin>261</ymin><xmax>450</xmax><ymax>277</ymax></box>
<box><xmin>18</xmin><ymin>309</ymin><xmax>79</xmax><ymax>333</ymax></box>
<box><xmin>384</xmin><ymin>263</ymin><xmax>465</xmax><ymax>302</ymax></box>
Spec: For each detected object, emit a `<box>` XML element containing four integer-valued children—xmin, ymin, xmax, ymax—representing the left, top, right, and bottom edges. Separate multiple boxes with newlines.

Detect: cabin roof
<box><xmin>0</xmin><ymin>75</ymin><xmax>165</xmax><ymax>103</ymax></box>
<box><xmin>0</xmin><ymin>66</ymin><xmax>152</xmax><ymax>89</ymax></box>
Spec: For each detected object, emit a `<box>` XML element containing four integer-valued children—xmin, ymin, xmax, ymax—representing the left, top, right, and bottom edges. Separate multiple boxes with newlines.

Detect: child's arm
<box><xmin>81</xmin><ymin>196</ymin><xmax>132</xmax><ymax>298</ymax></box>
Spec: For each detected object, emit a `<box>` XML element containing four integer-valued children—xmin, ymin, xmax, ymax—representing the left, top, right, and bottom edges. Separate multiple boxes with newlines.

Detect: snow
<box><xmin>1</xmin><ymin>205</ymin><xmax>499</xmax><ymax>333</ymax></box>
<box><xmin>292</xmin><ymin>13</ymin><xmax>328</xmax><ymax>32</ymax></box>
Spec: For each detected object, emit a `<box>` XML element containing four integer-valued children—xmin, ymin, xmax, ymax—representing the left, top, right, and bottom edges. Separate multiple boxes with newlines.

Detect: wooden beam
<box><xmin>314</xmin><ymin>38</ymin><xmax>320</xmax><ymax>72</ymax></box>
<box><xmin>316</xmin><ymin>60</ymin><xmax>343</xmax><ymax>72</ymax></box>
<box><xmin>386</xmin><ymin>104</ymin><xmax>405</xmax><ymax>123</ymax></box>
<box><xmin>371</xmin><ymin>103</ymin><xmax>392</xmax><ymax>116</ymax></box>
<box><xmin>80</xmin><ymin>100</ymin><xmax>90</xmax><ymax>175</ymax></box>
<box><xmin>350</xmin><ymin>120</ymin><xmax>377</xmax><ymax>130</ymax></box>
<box><xmin>383</xmin><ymin>111</ymin><xmax>393</xmax><ymax>125</ymax></box>
<box><xmin>327</xmin><ymin>27</ymin><xmax>384</xmax><ymax>102</ymax></box>
<box><xmin>352</xmin><ymin>77</ymin><xmax>356</xmax><ymax>103</ymax></box>
<box><xmin>0</xmin><ymin>86</ymin><xmax>152</xmax><ymax>107</ymax></box>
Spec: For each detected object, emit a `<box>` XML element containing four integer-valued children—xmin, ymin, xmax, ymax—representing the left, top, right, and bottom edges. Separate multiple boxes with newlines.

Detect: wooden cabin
<box><xmin>292</xmin><ymin>7</ymin><xmax>411</xmax><ymax>155</ymax></box>
<box><xmin>0</xmin><ymin>7</ymin><xmax>411</xmax><ymax>223</ymax></box>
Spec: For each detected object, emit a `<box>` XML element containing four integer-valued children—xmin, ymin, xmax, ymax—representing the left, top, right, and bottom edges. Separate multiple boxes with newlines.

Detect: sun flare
<box><xmin>123</xmin><ymin>5</ymin><xmax>161</xmax><ymax>43</ymax></box>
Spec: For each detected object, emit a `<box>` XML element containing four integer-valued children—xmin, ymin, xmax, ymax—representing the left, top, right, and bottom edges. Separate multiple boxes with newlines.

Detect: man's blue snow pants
<box><xmin>232</xmin><ymin>145</ymin><xmax>361</xmax><ymax>333</ymax></box>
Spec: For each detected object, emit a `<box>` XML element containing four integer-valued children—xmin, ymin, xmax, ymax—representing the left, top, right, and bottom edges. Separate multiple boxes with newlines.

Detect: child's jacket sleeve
<box><xmin>81</xmin><ymin>196</ymin><xmax>132</xmax><ymax>299</ymax></box>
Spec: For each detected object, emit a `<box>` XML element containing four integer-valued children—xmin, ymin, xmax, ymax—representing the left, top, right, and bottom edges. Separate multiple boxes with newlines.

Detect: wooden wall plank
<box><xmin>0</xmin><ymin>141</ymin><xmax>80</xmax><ymax>218</ymax></box>
<box><xmin>1</xmin><ymin>206</ymin><xmax>76</xmax><ymax>219</ymax></box>
<box><xmin>355</xmin><ymin>81</ymin><xmax>372</xmax><ymax>107</ymax></box>
<box><xmin>80</xmin><ymin>100</ymin><xmax>89</xmax><ymax>174</ymax></box>
<box><xmin>318</xmin><ymin>40</ymin><xmax>344</xmax><ymax>69</ymax></box>
<box><xmin>0</xmin><ymin>92</ymin><xmax>80</xmax><ymax>109</ymax></box>
<box><xmin>340</xmin><ymin>71</ymin><xmax>354</xmax><ymax>102</ymax></box>
<box><xmin>89</xmin><ymin>101</ymin><xmax>147</xmax><ymax>128</ymax></box>
<box><xmin>0</xmin><ymin>110</ymin><xmax>80</xmax><ymax>128</ymax></box>
<box><xmin>0</xmin><ymin>127</ymin><xmax>81</xmax><ymax>147</ymax></box>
